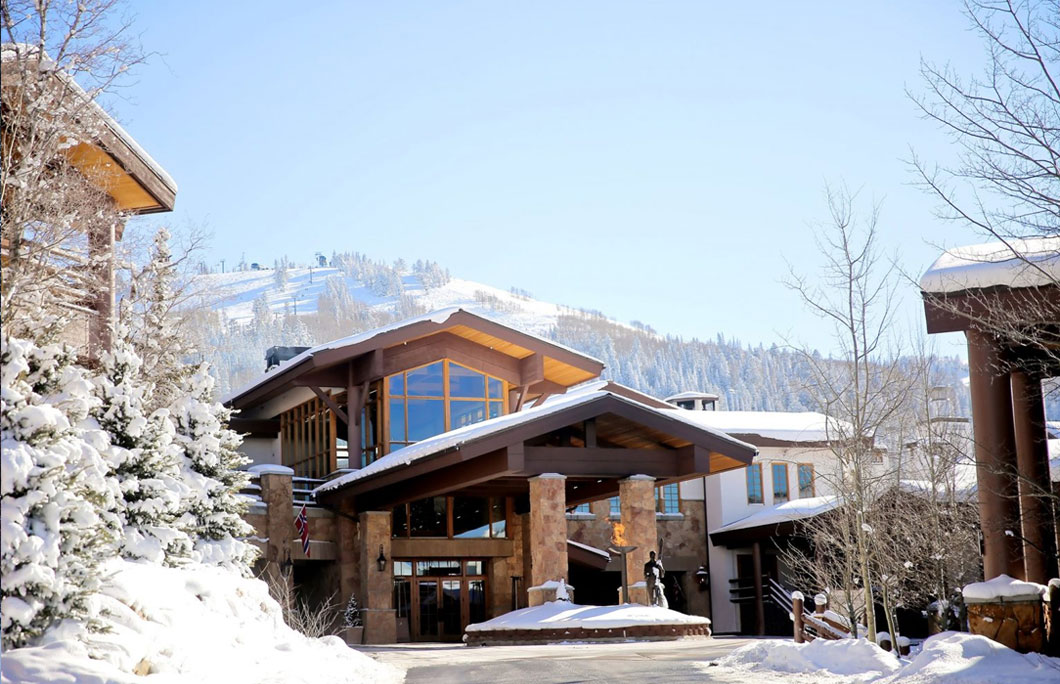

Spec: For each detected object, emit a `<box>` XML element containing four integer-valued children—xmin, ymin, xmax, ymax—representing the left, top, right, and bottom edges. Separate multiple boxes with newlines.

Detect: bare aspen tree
<box><xmin>784</xmin><ymin>186</ymin><xmax>919</xmax><ymax>641</ymax></box>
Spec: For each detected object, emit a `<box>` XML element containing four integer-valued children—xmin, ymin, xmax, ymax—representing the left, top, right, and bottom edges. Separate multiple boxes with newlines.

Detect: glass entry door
<box><xmin>396</xmin><ymin>559</ymin><xmax>487</xmax><ymax>642</ymax></box>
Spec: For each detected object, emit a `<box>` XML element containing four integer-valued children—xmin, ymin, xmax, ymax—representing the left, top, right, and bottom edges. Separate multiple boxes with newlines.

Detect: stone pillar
<box><xmin>1011</xmin><ymin>371</ymin><xmax>1057</xmax><ymax>583</ymax></box>
<box><xmin>260</xmin><ymin>470</ymin><xmax>294</xmax><ymax>595</ymax></box>
<box><xmin>619</xmin><ymin>475</ymin><xmax>658</xmax><ymax>606</ymax></box>
<box><xmin>967</xmin><ymin>330</ymin><xmax>1024</xmax><ymax>579</ymax></box>
<box><xmin>359</xmin><ymin>511</ymin><xmax>396</xmax><ymax>643</ymax></box>
<box><xmin>527</xmin><ymin>474</ymin><xmax>568</xmax><ymax>606</ymax></box>
<box><xmin>336</xmin><ymin>502</ymin><xmax>360</xmax><ymax>613</ymax></box>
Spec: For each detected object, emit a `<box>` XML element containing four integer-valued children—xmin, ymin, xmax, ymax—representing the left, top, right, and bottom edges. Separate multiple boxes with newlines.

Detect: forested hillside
<box><xmin>188</xmin><ymin>253</ymin><xmax>973</xmax><ymax>416</ymax></box>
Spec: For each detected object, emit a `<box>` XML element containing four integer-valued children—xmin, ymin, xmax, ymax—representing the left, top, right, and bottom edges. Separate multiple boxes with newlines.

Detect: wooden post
<box><xmin>967</xmin><ymin>330</ymin><xmax>1024</xmax><ymax>579</ymax></box>
<box><xmin>752</xmin><ymin>541</ymin><xmax>765</xmax><ymax>636</ymax></box>
<box><xmin>1011</xmin><ymin>371</ymin><xmax>1056</xmax><ymax>583</ymax></box>
<box><xmin>814</xmin><ymin>593</ymin><xmax>828</xmax><ymax>615</ymax></box>
<box><xmin>792</xmin><ymin>592</ymin><xmax>805</xmax><ymax>643</ymax></box>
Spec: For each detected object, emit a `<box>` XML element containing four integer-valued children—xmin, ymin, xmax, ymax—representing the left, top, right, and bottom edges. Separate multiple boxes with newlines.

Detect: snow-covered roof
<box><xmin>315</xmin><ymin>387</ymin><xmax>757</xmax><ymax>495</ymax></box>
<box><xmin>665</xmin><ymin>390</ymin><xmax>720</xmax><ymax>402</ymax></box>
<box><xmin>675</xmin><ymin>410</ymin><xmax>849</xmax><ymax>444</ymax></box>
<box><xmin>919</xmin><ymin>236</ymin><xmax>1060</xmax><ymax>294</ymax></box>
<box><xmin>1</xmin><ymin>43</ymin><xmax>177</xmax><ymax>196</ymax></box>
<box><xmin>711</xmin><ymin>496</ymin><xmax>839</xmax><ymax>535</ymax></box>
<box><xmin>224</xmin><ymin>307</ymin><xmax>603</xmax><ymax>405</ymax></box>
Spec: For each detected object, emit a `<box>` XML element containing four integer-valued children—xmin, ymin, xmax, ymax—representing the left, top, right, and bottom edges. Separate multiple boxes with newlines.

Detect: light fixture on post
<box><xmin>695</xmin><ymin>565</ymin><xmax>709</xmax><ymax>591</ymax></box>
<box><xmin>376</xmin><ymin>544</ymin><xmax>387</xmax><ymax>572</ymax></box>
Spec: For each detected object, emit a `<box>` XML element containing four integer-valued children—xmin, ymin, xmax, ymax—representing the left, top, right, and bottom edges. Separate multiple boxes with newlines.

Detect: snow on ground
<box><xmin>0</xmin><ymin>559</ymin><xmax>403</xmax><ymax>684</ymax></box>
<box><xmin>464</xmin><ymin>600</ymin><xmax>710</xmax><ymax>632</ymax></box>
<box><xmin>704</xmin><ymin>632</ymin><xmax>1060</xmax><ymax>684</ymax></box>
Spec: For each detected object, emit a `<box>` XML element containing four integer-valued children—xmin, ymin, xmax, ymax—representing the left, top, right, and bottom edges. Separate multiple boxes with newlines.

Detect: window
<box><xmin>798</xmin><ymin>464</ymin><xmax>815</xmax><ymax>498</ymax></box>
<box><xmin>393</xmin><ymin>496</ymin><xmax>508</xmax><ymax>539</ymax></box>
<box><xmin>746</xmin><ymin>464</ymin><xmax>763</xmax><ymax>504</ymax></box>
<box><xmin>386</xmin><ymin>360</ymin><xmax>506</xmax><ymax>453</ymax></box>
<box><xmin>676</xmin><ymin>400</ymin><xmax>695</xmax><ymax>410</ymax></box>
<box><xmin>609</xmin><ymin>497</ymin><xmax>621</xmax><ymax>517</ymax></box>
<box><xmin>655</xmin><ymin>483</ymin><xmax>680</xmax><ymax>514</ymax></box>
<box><xmin>772</xmin><ymin>463</ymin><xmax>789</xmax><ymax>503</ymax></box>
<box><xmin>569</xmin><ymin>503</ymin><xmax>591</xmax><ymax>515</ymax></box>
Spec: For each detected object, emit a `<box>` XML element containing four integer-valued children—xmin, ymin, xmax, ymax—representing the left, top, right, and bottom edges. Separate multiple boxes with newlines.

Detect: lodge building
<box><xmin>228</xmin><ymin>308</ymin><xmax>853</xmax><ymax>642</ymax></box>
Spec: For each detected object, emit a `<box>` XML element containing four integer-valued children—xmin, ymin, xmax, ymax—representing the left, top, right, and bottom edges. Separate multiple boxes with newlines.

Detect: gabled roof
<box><xmin>225</xmin><ymin>308</ymin><xmax>604</xmax><ymax>410</ymax></box>
<box><xmin>313</xmin><ymin>388</ymin><xmax>759</xmax><ymax>510</ymax></box>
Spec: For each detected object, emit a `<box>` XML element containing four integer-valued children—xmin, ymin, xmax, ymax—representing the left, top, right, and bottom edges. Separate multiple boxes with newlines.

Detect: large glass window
<box><xmin>772</xmin><ymin>463</ymin><xmax>789</xmax><ymax>503</ymax></box>
<box><xmin>798</xmin><ymin>464</ymin><xmax>815</xmax><ymax>498</ymax></box>
<box><xmin>394</xmin><ymin>496</ymin><xmax>508</xmax><ymax>539</ymax></box>
<box><xmin>386</xmin><ymin>360</ymin><xmax>507</xmax><ymax>453</ymax></box>
<box><xmin>609</xmin><ymin>496</ymin><xmax>620</xmax><ymax>517</ymax></box>
<box><xmin>746</xmin><ymin>464</ymin><xmax>763</xmax><ymax>504</ymax></box>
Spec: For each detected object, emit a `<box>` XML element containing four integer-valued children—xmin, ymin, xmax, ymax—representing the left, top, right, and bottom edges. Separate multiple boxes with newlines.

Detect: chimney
<box><xmin>265</xmin><ymin>345</ymin><xmax>311</xmax><ymax>371</ymax></box>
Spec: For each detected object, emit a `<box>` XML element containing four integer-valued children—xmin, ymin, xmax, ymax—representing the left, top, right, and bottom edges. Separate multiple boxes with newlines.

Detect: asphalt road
<box><xmin>361</xmin><ymin>637</ymin><xmax>764</xmax><ymax>684</ymax></box>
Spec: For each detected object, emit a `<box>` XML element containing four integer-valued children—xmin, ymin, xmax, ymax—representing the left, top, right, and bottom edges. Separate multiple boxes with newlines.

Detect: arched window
<box><xmin>386</xmin><ymin>360</ymin><xmax>507</xmax><ymax>452</ymax></box>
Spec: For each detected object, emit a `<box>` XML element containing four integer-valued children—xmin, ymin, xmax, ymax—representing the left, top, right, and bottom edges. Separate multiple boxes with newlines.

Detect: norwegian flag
<box><xmin>294</xmin><ymin>504</ymin><xmax>310</xmax><ymax>558</ymax></box>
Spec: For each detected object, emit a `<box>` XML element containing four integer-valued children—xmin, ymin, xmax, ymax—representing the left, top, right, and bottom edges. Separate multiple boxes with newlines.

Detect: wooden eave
<box><xmin>314</xmin><ymin>394</ymin><xmax>757</xmax><ymax>513</ymax></box>
<box><xmin>921</xmin><ymin>283</ymin><xmax>1060</xmax><ymax>334</ymax></box>
<box><xmin>227</xmin><ymin>310</ymin><xmax>605</xmax><ymax>412</ymax></box>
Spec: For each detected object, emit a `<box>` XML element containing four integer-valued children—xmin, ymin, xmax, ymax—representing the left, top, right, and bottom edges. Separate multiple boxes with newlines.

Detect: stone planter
<box><xmin>966</xmin><ymin>599</ymin><xmax>1044</xmax><ymax>654</ymax></box>
<box><xmin>344</xmin><ymin>626</ymin><xmax>364</xmax><ymax>645</ymax></box>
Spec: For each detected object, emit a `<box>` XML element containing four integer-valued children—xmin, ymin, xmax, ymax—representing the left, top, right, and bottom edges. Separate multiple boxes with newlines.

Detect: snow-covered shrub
<box><xmin>170</xmin><ymin>363</ymin><xmax>257</xmax><ymax>573</ymax></box>
<box><xmin>93</xmin><ymin>337</ymin><xmax>192</xmax><ymax>565</ymax></box>
<box><xmin>0</xmin><ymin>337</ymin><xmax>118</xmax><ymax>649</ymax></box>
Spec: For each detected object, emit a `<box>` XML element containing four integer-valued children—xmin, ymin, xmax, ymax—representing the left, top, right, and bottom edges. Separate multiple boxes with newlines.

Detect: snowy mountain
<box><xmin>187</xmin><ymin>253</ymin><xmax>974</xmax><ymax>419</ymax></box>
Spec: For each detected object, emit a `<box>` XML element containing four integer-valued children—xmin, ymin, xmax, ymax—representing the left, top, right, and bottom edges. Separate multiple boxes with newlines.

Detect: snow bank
<box><xmin>709</xmin><ymin>633</ymin><xmax>1060</xmax><ymax>684</ymax></box>
<box><xmin>0</xmin><ymin>560</ymin><xmax>403</xmax><ymax>684</ymax></box>
<box><xmin>717</xmin><ymin>638</ymin><xmax>900</xmax><ymax>681</ymax></box>
<box><xmin>962</xmin><ymin>574</ymin><xmax>1047</xmax><ymax>602</ymax></box>
<box><xmin>893</xmin><ymin>632</ymin><xmax>1060</xmax><ymax>683</ymax></box>
<box><xmin>464</xmin><ymin>601</ymin><xmax>710</xmax><ymax>632</ymax></box>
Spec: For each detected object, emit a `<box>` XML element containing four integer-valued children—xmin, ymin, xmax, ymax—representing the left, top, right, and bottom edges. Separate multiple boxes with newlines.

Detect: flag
<box><xmin>295</xmin><ymin>504</ymin><xmax>310</xmax><ymax>558</ymax></box>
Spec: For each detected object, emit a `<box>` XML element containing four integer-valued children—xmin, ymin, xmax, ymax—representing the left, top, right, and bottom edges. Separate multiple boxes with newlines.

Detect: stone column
<box><xmin>752</xmin><ymin>540</ymin><xmax>765</xmax><ymax>636</ymax></box>
<box><xmin>260</xmin><ymin>470</ymin><xmax>294</xmax><ymax>595</ymax></box>
<box><xmin>359</xmin><ymin>511</ymin><xmax>396</xmax><ymax>643</ymax></box>
<box><xmin>527</xmin><ymin>474</ymin><xmax>568</xmax><ymax>606</ymax></box>
<box><xmin>619</xmin><ymin>475</ymin><xmax>658</xmax><ymax>606</ymax></box>
<box><xmin>967</xmin><ymin>330</ymin><xmax>1024</xmax><ymax>579</ymax></box>
<box><xmin>336</xmin><ymin>502</ymin><xmax>360</xmax><ymax>612</ymax></box>
<box><xmin>1011</xmin><ymin>371</ymin><xmax>1057</xmax><ymax>583</ymax></box>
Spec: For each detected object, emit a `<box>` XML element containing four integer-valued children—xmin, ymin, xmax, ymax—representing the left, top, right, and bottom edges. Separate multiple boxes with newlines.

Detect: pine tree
<box><xmin>93</xmin><ymin>334</ymin><xmax>192</xmax><ymax>565</ymax></box>
<box><xmin>170</xmin><ymin>364</ymin><xmax>258</xmax><ymax>574</ymax></box>
<box><xmin>1</xmin><ymin>337</ymin><xmax>119</xmax><ymax>649</ymax></box>
<box><xmin>342</xmin><ymin>593</ymin><xmax>362</xmax><ymax>628</ymax></box>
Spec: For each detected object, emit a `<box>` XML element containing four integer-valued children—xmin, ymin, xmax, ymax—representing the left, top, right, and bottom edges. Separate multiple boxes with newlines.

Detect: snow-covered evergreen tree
<box><xmin>93</xmin><ymin>335</ymin><xmax>192</xmax><ymax>565</ymax></box>
<box><xmin>170</xmin><ymin>364</ymin><xmax>257</xmax><ymax>574</ymax></box>
<box><xmin>1</xmin><ymin>337</ymin><xmax>118</xmax><ymax>649</ymax></box>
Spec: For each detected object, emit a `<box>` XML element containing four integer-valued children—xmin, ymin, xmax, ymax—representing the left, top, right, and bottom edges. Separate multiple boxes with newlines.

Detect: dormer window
<box><xmin>386</xmin><ymin>360</ymin><xmax>507</xmax><ymax>452</ymax></box>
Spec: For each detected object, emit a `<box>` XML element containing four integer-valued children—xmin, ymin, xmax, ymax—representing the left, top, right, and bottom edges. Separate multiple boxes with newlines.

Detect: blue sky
<box><xmin>112</xmin><ymin>1</ymin><xmax>987</xmax><ymax>357</ymax></box>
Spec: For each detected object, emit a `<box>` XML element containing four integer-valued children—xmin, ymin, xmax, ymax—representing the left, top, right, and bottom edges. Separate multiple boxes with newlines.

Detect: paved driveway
<box><xmin>360</xmin><ymin>637</ymin><xmax>766</xmax><ymax>684</ymax></box>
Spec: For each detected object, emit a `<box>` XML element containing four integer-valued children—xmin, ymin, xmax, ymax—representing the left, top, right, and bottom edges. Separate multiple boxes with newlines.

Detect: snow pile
<box><xmin>893</xmin><ymin>632</ymin><xmax>1060</xmax><ymax>683</ymax></box>
<box><xmin>709</xmin><ymin>633</ymin><xmax>1060</xmax><ymax>684</ymax></box>
<box><xmin>0</xmin><ymin>559</ymin><xmax>403</xmax><ymax>684</ymax></box>
<box><xmin>962</xmin><ymin>574</ymin><xmax>1047</xmax><ymax>602</ymax></box>
<box><xmin>464</xmin><ymin>601</ymin><xmax>710</xmax><ymax>632</ymax></box>
<box><xmin>717</xmin><ymin>637</ymin><xmax>900</xmax><ymax>681</ymax></box>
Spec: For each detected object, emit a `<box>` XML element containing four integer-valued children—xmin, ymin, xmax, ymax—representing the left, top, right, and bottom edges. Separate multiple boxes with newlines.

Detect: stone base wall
<box><xmin>362</xmin><ymin>608</ymin><xmax>397</xmax><ymax>645</ymax></box>
<box><xmin>465</xmin><ymin>623</ymin><xmax>711</xmax><ymax>646</ymax></box>
<box><xmin>967</xmin><ymin>600</ymin><xmax>1044</xmax><ymax>653</ymax></box>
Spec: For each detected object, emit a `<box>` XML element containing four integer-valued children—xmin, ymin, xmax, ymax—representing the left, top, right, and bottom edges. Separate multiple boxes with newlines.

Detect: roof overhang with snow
<box><xmin>313</xmin><ymin>390</ymin><xmax>758</xmax><ymax>513</ymax></box>
<box><xmin>225</xmin><ymin>308</ymin><xmax>605</xmax><ymax>415</ymax></box>
<box><xmin>709</xmin><ymin>496</ymin><xmax>839</xmax><ymax>548</ymax></box>
<box><xmin>1</xmin><ymin>46</ymin><xmax>177</xmax><ymax>217</ymax></box>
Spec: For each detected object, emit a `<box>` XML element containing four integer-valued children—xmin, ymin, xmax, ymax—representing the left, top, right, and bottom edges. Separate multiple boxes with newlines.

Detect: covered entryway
<box><xmin>394</xmin><ymin>559</ymin><xmax>488</xmax><ymax>642</ymax></box>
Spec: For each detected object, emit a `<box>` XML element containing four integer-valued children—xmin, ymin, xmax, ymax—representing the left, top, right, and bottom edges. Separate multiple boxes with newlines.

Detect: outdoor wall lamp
<box><xmin>695</xmin><ymin>565</ymin><xmax>709</xmax><ymax>590</ymax></box>
<box><xmin>376</xmin><ymin>545</ymin><xmax>387</xmax><ymax>572</ymax></box>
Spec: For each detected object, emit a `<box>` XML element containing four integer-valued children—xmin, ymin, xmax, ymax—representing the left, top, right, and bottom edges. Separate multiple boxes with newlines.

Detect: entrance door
<box><xmin>399</xmin><ymin>559</ymin><xmax>488</xmax><ymax>642</ymax></box>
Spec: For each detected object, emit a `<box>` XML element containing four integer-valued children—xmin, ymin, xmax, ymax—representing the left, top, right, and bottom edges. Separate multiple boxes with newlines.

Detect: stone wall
<box><xmin>967</xmin><ymin>600</ymin><xmax>1045</xmax><ymax>653</ymax></box>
